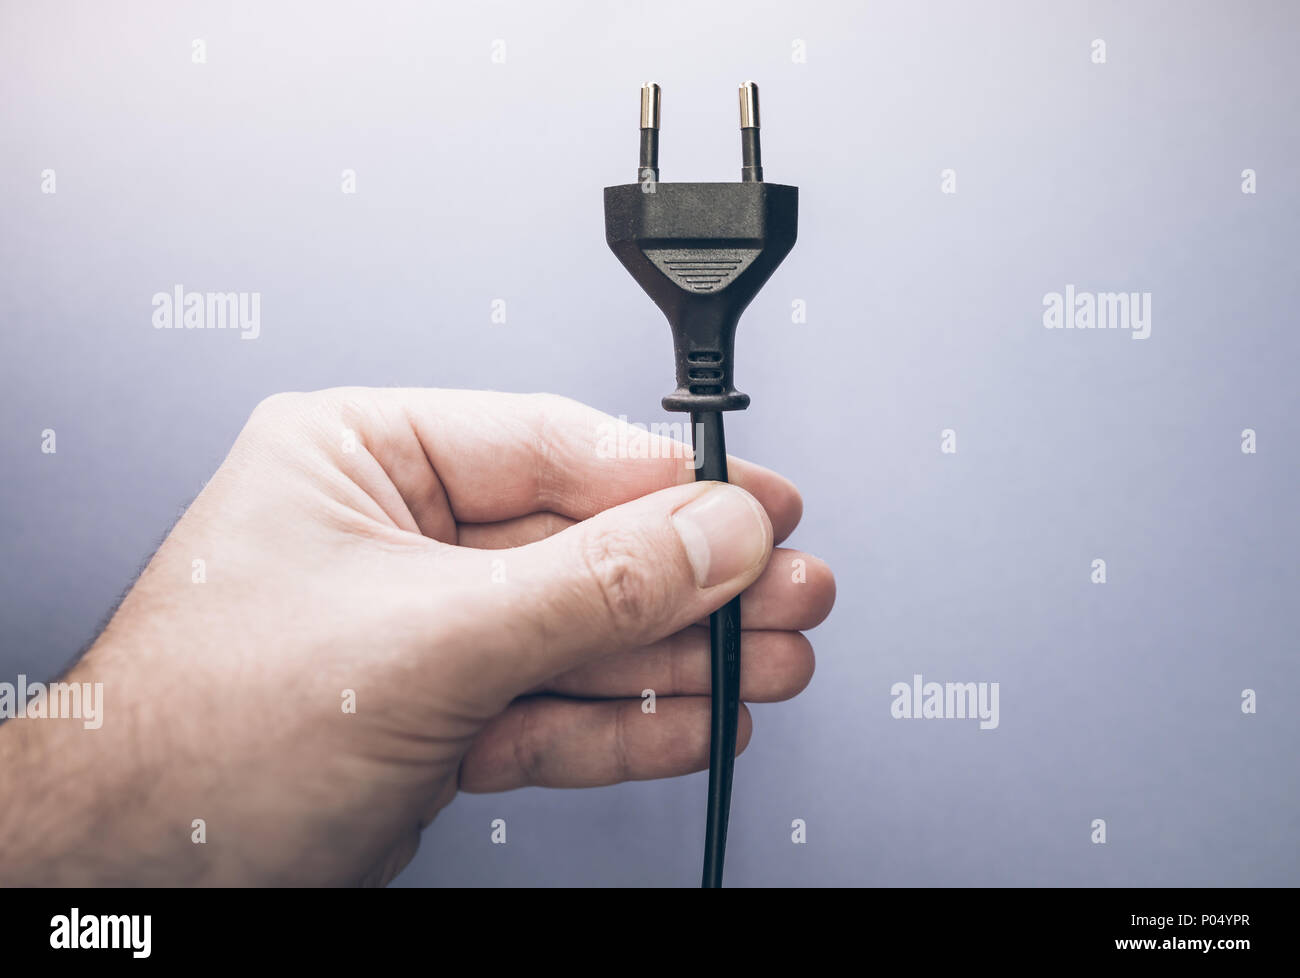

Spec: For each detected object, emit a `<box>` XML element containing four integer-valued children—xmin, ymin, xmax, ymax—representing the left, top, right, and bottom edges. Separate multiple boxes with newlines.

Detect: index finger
<box><xmin>389</xmin><ymin>388</ymin><xmax>803</xmax><ymax>538</ymax></box>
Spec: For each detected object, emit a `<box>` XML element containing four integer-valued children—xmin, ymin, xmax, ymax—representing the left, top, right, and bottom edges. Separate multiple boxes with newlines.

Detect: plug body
<box><xmin>604</xmin><ymin>90</ymin><xmax>797</xmax><ymax>414</ymax></box>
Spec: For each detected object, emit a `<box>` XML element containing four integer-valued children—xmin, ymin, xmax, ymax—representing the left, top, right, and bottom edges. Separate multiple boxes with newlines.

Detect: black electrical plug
<box><xmin>604</xmin><ymin>82</ymin><xmax>798</xmax><ymax>415</ymax></box>
<box><xmin>603</xmin><ymin>82</ymin><xmax>799</xmax><ymax>888</ymax></box>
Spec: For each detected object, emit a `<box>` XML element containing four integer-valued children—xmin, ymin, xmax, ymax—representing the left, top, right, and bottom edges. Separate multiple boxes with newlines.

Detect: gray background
<box><xmin>2</xmin><ymin>0</ymin><xmax>1296</xmax><ymax>886</ymax></box>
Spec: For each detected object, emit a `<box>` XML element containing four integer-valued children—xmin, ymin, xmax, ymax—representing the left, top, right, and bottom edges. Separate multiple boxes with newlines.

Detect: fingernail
<box><xmin>672</xmin><ymin>484</ymin><xmax>771</xmax><ymax>588</ymax></box>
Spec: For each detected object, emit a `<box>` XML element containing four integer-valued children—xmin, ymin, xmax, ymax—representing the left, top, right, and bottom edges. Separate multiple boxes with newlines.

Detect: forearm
<box><xmin>0</xmin><ymin>645</ymin><xmax>210</xmax><ymax>886</ymax></box>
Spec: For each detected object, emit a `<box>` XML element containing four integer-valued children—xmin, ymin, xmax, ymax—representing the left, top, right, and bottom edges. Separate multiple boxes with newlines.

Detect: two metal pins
<box><xmin>637</xmin><ymin>81</ymin><xmax>763</xmax><ymax>184</ymax></box>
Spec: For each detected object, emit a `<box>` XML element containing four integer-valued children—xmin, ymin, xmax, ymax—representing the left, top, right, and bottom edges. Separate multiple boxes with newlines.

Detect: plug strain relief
<box><xmin>661</xmin><ymin>312</ymin><xmax>749</xmax><ymax>413</ymax></box>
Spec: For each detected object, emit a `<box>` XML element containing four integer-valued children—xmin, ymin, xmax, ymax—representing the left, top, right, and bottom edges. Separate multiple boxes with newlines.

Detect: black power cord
<box><xmin>691</xmin><ymin>409</ymin><xmax>743</xmax><ymax>887</ymax></box>
<box><xmin>603</xmin><ymin>82</ymin><xmax>799</xmax><ymax>887</ymax></box>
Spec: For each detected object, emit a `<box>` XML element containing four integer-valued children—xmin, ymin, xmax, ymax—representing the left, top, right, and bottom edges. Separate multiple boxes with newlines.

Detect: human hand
<box><xmin>0</xmin><ymin>388</ymin><xmax>834</xmax><ymax>885</ymax></box>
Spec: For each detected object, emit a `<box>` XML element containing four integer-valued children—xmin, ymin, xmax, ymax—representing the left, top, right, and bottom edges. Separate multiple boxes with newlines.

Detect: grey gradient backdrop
<box><xmin>2</xmin><ymin>0</ymin><xmax>1297</xmax><ymax>886</ymax></box>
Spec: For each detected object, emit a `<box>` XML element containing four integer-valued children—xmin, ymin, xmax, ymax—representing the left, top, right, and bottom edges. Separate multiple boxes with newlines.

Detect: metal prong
<box><xmin>639</xmin><ymin>82</ymin><xmax>661</xmax><ymax>184</ymax></box>
<box><xmin>738</xmin><ymin>81</ymin><xmax>763</xmax><ymax>182</ymax></box>
<box><xmin>640</xmin><ymin>82</ymin><xmax>661</xmax><ymax>129</ymax></box>
<box><xmin>738</xmin><ymin>81</ymin><xmax>760</xmax><ymax>129</ymax></box>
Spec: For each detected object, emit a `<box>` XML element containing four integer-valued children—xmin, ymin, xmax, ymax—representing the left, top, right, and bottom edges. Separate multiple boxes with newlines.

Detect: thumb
<box><xmin>464</xmin><ymin>481</ymin><xmax>773</xmax><ymax>695</ymax></box>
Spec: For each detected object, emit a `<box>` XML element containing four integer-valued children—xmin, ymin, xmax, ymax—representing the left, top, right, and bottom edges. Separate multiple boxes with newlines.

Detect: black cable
<box><xmin>603</xmin><ymin>81</ymin><xmax>798</xmax><ymax>887</ymax></box>
<box><xmin>691</xmin><ymin>411</ymin><xmax>742</xmax><ymax>888</ymax></box>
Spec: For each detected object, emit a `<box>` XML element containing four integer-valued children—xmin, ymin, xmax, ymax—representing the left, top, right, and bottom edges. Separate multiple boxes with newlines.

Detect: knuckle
<box><xmin>523</xmin><ymin>392</ymin><xmax>589</xmax><ymax>511</ymax></box>
<box><xmin>511</xmin><ymin>702</ymin><xmax>544</xmax><ymax>787</ymax></box>
<box><xmin>611</xmin><ymin>702</ymin><xmax>631</xmax><ymax>783</ymax></box>
<box><xmin>579</xmin><ymin>526</ymin><xmax>668</xmax><ymax>639</ymax></box>
<box><xmin>527</xmin><ymin>390</ymin><xmax>580</xmax><ymax>414</ymax></box>
<box><xmin>249</xmin><ymin>390</ymin><xmax>298</xmax><ymax>421</ymax></box>
<box><xmin>240</xmin><ymin>391</ymin><xmax>349</xmax><ymax>468</ymax></box>
<box><xmin>247</xmin><ymin>390</ymin><xmax>318</xmax><ymax>435</ymax></box>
